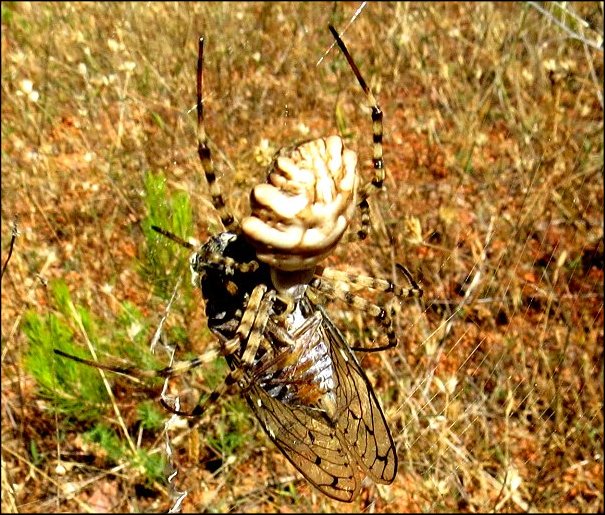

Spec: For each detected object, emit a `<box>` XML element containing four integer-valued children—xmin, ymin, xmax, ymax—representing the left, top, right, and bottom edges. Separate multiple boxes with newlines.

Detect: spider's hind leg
<box><xmin>308</xmin><ymin>277</ymin><xmax>397</xmax><ymax>352</ymax></box>
<box><xmin>309</xmin><ymin>264</ymin><xmax>422</xmax><ymax>352</ymax></box>
<box><xmin>316</xmin><ymin>264</ymin><xmax>422</xmax><ymax>299</ymax></box>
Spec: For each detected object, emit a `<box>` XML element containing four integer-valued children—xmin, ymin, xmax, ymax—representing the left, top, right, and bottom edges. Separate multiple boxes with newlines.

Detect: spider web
<box><xmin>1</xmin><ymin>2</ymin><xmax>602</xmax><ymax>514</ymax></box>
<box><xmin>157</xmin><ymin>4</ymin><xmax>603</xmax><ymax>509</ymax></box>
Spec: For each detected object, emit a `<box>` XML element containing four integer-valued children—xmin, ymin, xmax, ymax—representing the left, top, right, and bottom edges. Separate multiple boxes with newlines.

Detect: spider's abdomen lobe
<box><xmin>242</xmin><ymin>135</ymin><xmax>358</xmax><ymax>272</ymax></box>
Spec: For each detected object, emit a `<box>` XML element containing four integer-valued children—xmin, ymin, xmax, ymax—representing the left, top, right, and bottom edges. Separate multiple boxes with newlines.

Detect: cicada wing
<box><xmin>245</xmin><ymin>383</ymin><xmax>361</xmax><ymax>502</ymax></box>
<box><xmin>319</xmin><ymin>305</ymin><xmax>398</xmax><ymax>484</ymax></box>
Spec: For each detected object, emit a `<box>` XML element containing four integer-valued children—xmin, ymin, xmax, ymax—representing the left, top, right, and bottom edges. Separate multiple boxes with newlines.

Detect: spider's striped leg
<box><xmin>309</xmin><ymin>264</ymin><xmax>421</xmax><ymax>352</ymax></box>
<box><xmin>329</xmin><ymin>25</ymin><xmax>384</xmax><ymax>242</ymax></box>
<box><xmin>308</xmin><ymin>276</ymin><xmax>398</xmax><ymax>353</ymax></box>
<box><xmin>190</xmin><ymin>249</ymin><xmax>259</xmax><ymax>276</ymax></box>
<box><xmin>161</xmin><ymin>284</ymin><xmax>277</xmax><ymax>418</ymax></box>
<box><xmin>197</xmin><ymin>36</ymin><xmax>237</xmax><ymax>232</ymax></box>
<box><xmin>150</xmin><ymin>225</ymin><xmax>196</xmax><ymax>251</ymax></box>
<box><xmin>151</xmin><ymin>226</ymin><xmax>260</xmax><ymax>277</ymax></box>
<box><xmin>315</xmin><ymin>263</ymin><xmax>423</xmax><ymax>299</ymax></box>
<box><xmin>53</xmin><ymin>348</ymin><xmax>220</xmax><ymax>382</ymax></box>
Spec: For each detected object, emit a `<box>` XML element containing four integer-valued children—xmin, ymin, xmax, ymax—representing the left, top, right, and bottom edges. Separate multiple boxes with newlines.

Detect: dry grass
<box><xmin>2</xmin><ymin>2</ymin><xmax>603</xmax><ymax>512</ymax></box>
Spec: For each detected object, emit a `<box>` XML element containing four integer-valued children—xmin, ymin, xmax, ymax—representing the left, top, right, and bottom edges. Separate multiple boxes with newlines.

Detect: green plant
<box><xmin>207</xmin><ymin>398</ymin><xmax>251</xmax><ymax>457</ymax></box>
<box><xmin>22</xmin><ymin>308</ymin><xmax>107</xmax><ymax>421</ymax></box>
<box><xmin>139</xmin><ymin>171</ymin><xmax>194</xmax><ymax>302</ymax></box>
<box><xmin>137</xmin><ymin>400</ymin><xmax>165</xmax><ymax>432</ymax></box>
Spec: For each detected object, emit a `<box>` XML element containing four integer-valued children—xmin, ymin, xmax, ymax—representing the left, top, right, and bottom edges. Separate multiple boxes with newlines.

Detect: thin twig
<box><xmin>527</xmin><ymin>1</ymin><xmax>603</xmax><ymax>51</ymax></box>
<box><xmin>1</xmin><ymin>220</ymin><xmax>19</xmax><ymax>281</ymax></box>
<box><xmin>149</xmin><ymin>277</ymin><xmax>183</xmax><ymax>354</ymax></box>
<box><xmin>66</xmin><ymin>298</ymin><xmax>137</xmax><ymax>454</ymax></box>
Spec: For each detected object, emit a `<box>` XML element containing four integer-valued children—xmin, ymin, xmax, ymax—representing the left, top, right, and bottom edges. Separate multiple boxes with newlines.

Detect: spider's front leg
<box><xmin>328</xmin><ymin>25</ymin><xmax>386</xmax><ymax>243</ymax></box>
<box><xmin>196</xmin><ymin>36</ymin><xmax>238</xmax><ymax>232</ymax></box>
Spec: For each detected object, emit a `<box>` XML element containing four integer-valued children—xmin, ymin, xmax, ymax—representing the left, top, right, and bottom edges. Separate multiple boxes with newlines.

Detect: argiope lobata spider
<box><xmin>55</xmin><ymin>25</ymin><xmax>422</xmax><ymax>502</ymax></box>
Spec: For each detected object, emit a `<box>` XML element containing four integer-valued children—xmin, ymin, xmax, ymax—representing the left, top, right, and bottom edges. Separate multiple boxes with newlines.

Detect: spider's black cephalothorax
<box><xmin>191</xmin><ymin>232</ymin><xmax>271</xmax><ymax>338</ymax></box>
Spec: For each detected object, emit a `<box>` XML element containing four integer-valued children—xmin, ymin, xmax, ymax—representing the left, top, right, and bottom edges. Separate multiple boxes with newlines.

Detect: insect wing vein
<box><xmin>246</xmin><ymin>381</ymin><xmax>361</xmax><ymax>502</ymax></box>
<box><xmin>319</xmin><ymin>304</ymin><xmax>398</xmax><ymax>485</ymax></box>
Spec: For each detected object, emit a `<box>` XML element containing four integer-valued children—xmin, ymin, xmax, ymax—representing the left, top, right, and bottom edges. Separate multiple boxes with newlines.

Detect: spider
<box><xmin>55</xmin><ymin>25</ymin><xmax>422</xmax><ymax>502</ymax></box>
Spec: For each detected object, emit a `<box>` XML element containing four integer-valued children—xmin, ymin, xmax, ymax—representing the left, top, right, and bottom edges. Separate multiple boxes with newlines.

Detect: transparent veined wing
<box><xmin>242</xmin><ymin>298</ymin><xmax>397</xmax><ymax>501</ymax></box>
<box><xmin>318</xmin><ymin>302</ymin><xmax>398</xmax><ymax>484</ymax></box>
<box><xmin>246</xmin><ymin>382</ymin><xmax>362</xmax><ymax>502</ymax></box>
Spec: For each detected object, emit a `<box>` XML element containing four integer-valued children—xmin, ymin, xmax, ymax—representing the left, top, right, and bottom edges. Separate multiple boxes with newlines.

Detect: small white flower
<box><xmin>107</xmin><ymin>38</ymin><xmax>120</xmax><ymax>52</ymax></box>
<box><xmin>296</xmin><ymin>122</ymin><xmax>310</xmax><ymax>136</ymax></box>
<box><xmin>62</xmin><ymin>482</ymin><xmax>77</xmax><ymax>496</ymax></box>
<box><xmin>253</xmin><ymin>138</ymin><xmax>275</xmax><ymax>166</ymax></box>
<box><xmin>506</xmin><ymin>466</ymin><xmax>522</xmax><ymax>491</ymax></box>
<box><xmin>127</xmin><ymin>322</ymin><xmax>144</xmax><ymax>340</ymax></box>
<box><xmin>17</xmin><ymin>79</ymin><xmax>40</xmax><ymax>102</ymax></box>
<box><xmin>405</xmin><ymin>215</ymin><xmax>423</xmax><ymax>245</ymax></box>
<box><xmin>119</xmin><ymin>61</ymin><xmax>136</xmax><ymax>72</ymax></box>
<box><xmin>428</xmin><ymin>415</ymin><xmax>446</xmax><ymax>430</ymax></box>
<box><xmin>20</xmin><ymin>79</ymin><xmax>33</xmax><ymax>94</ymax></box>
<box><xmin>476</xmin><ymin>132</ymin><xmax>488</xmax><ymax>146</ymax></box>
<box><xmin>522</xmin><ymin>68</ymin><xmax>533</xmax><ymax>84</ymax></box>
<box><xmin>445</xmin><ymin>376</ymin><xmax>458</xmax><ymax>395</ymax></box>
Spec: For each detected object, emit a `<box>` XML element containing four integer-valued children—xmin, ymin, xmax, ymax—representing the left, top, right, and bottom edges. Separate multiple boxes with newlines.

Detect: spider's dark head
<box><xmin>190</xmin><ymin>231</ymin><xmax>263</xmax><ymax>280</ymax></box>
<box><xmin>191</xmin><ymin>231</ymin><xmax>270</xmax><ymax>334</ymax></box>
<box><xmin>190</xmin><ymin>232</ymin><xmax>239</xmax><ymax>273</ymax></box>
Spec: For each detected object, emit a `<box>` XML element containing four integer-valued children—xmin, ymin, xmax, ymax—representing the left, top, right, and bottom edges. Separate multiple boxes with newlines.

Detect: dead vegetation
<box><xmin>2</xmin><ymin>2</ymin><xmax>603</xmax><ymax>512</ymax></box>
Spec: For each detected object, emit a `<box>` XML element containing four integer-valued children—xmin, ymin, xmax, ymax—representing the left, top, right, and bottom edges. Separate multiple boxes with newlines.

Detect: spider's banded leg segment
<box><xmin>160</xmin><ymin>364</ymin><xmax>245</xmax><ymax>418</ymax></box>
<box><xmin>197</xmin><ymin>36</ymin><xmax>237</xmax><ymax>232</ymax></box>
<box><xmin>155</xmin><ymin>352</ymin><xmax>221</xmax><ymax>378</ymax></box>
<box><xmin>308</xmin><ymin>277</ymin><xmax>398</xmax><ymax>352</ymax></box>
<box><xmin>395</xmin><ymin>263</ymin><xmax>423</xmax><ymax>299</ymax></box>
<box><xmin>161</xmin><ymin>284</ymin><xmax>271</xmax><ymax>418</ymax></box>
<box><xmin>239</xmin><ymin>288</ymin><xmax>275</xmax><ymax>366</ymax></box>
<box><xmin>315</xmin><ymin>264</ymin><xmax>423</xmax><ymax>299</ymax></box>
<box><xmin>191</xmin><ymin>251</ymin><xmax>259</xmax><ymax>276</ymax></box>
<box><xmin>329</xmin><ymin>25</ymin><xmax>385</xmax><ymax>241</ymax></box>
<box><xmin>53</xmin><ymin>349</ymin><xmax>148</xmax><ymax>382</ymax></box>
<box><xmin>52</xmin><ymin>348</ymin><xmax>219</xmax><ymax>381</ymax></box>
<box><xmin>151</xmin><ymin>225</ymin><xmax>196</xmax><ymax>250</ymax></box>
<box><xmin>152</xmin><ymin>226</ymin><xmax>259</xmax><ymax>275</ymax></box>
